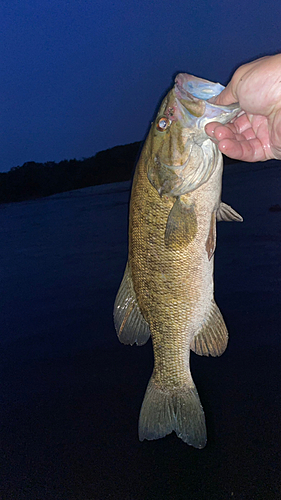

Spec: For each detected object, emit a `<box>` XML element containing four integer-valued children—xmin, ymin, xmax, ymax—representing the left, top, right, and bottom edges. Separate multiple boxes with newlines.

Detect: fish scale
<box><xmin>114</xmin><ymin>73</ymin><xmax>243</xmax><ymax>447</ymax></box>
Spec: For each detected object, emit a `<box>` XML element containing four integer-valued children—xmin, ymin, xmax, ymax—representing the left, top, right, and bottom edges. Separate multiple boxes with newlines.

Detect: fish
<box><xmin>114</xmin><ymin>73</ymin><xmax>243</xmax><ymax>448</ymax></box>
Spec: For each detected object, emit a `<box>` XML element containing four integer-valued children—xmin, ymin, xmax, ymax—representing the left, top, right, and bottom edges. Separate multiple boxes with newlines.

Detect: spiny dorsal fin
<box><xmin>190</xmin><ymin>300</ymin><xmax>228</xmax><ymax>357</ymax></box>
<box><xmin>217</xmin><ymin>201</ymin><xmax>243</xmax><ymax>222</ymax></box>
<box><xmin>165</xmin><ymin>197</ymin><xmax>197</xmax><ymax>249</ymax></box>
<box><xmin>114</xmin><ymin>263</ymin><xmax>150</xmax><ymax>346</ymax></box>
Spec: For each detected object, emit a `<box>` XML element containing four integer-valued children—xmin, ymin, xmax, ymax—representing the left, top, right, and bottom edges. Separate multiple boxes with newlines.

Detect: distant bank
<box><xmin>0</xmin><ymin>141</ymin><xmax>239</xmax><ymax>204</ymax></box>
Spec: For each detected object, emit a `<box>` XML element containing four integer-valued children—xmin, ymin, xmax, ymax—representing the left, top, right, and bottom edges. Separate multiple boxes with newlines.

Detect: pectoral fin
<box><xmin>114</xmin><ymin>263</ymin><xmax>151</xmax><ymax>346</ymax></box>
<box><xmin>164</xmin><ymin>197</ymin><xmax>197</xmax><ymax>249</ymax></box>
<box><xmin>217</xmin><ymin>202</ymin><xmax>243</xmax><ymax>222</ymax></box>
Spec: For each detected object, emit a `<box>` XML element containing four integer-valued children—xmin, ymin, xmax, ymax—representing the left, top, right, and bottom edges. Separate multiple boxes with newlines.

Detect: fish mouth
<box><xmin>175</xmin><ymin>73</ymin><xmax>225</xmax><ymax>101</ymax></box>
<box><xmin>174</xmin><ymin>73</ymin><xmax>241</xmax><ymax>126</ymax></box>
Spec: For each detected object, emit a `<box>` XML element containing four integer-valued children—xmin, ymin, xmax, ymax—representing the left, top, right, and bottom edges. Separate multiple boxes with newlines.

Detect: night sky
<box><xmin>1</xmin><ymin>0</ymin><xmax>281</xmax><ymax>173</ymax></box>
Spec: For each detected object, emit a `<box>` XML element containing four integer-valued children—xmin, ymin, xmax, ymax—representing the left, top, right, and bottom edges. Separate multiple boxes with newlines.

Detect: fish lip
<box><xmin>175</xmin><ymin>73</ymin><xmax>225</xmax><ymax>101</ymax></box>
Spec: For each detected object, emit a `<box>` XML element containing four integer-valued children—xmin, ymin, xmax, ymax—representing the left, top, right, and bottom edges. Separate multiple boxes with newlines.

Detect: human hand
<box><xmin>205</xmin><ymin>54</ymin><xmax>281</xmax><ymax>161</ymax></box>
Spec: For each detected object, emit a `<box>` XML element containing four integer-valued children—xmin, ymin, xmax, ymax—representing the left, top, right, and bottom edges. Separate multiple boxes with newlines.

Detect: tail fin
<box><xmin>138</xmin><ymin>377</ymin><xmax>207</xmax><ymax>449</ymax></box>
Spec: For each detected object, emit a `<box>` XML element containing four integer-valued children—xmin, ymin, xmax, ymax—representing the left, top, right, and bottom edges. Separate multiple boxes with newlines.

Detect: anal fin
<box><xmin>217</xmin><ymin>202</ymin><xmax>243</xmax><ymax>222</ymax></box>
<box><xmin>190</xmin><ymin>300</ymin><xmax>228</xmax><ymax>357</ymax></box>
<box><xmin>114</xmin><ymin>263</ymin><xmax>150</xmax><ymax>346</ymax></box>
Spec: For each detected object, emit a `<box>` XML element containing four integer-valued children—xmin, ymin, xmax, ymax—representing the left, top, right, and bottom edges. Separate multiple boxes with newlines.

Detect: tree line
<box><xmin>0</xmin><ymin>142</ymin><xmax>142</xmax><ymax>204</ymax></box>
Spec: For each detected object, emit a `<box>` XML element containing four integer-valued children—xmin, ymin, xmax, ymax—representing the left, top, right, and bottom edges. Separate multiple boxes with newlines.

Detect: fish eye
<box><xmin>156</xmin><ymin>116</ymin><xmax>171</xmax><ymax>132</ymax></box>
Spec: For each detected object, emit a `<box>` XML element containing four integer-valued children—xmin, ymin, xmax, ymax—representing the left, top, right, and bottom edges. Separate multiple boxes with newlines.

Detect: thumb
<box><xmin>213</xmin><ymin>83</ymin><xmax>237</xmax><ymax>106</ymax></box>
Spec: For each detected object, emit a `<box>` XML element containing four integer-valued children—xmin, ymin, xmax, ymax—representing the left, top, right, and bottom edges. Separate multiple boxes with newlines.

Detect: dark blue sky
<box><xmin>1</xmin><ymin>0</ymin><xmax>281</xmax><ymax>172</ymax></box>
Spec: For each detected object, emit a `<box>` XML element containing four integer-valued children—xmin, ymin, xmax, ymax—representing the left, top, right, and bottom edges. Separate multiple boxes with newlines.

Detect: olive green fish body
<box><xmin>130</xmin><ymin>141</ymin><xmax>221</xmax><ymax>383</ymax></box>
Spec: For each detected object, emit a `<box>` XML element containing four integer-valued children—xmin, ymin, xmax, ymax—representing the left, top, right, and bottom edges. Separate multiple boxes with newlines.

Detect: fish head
<box><xmin>148</xmin><ymin>74</ymin><xmax>240</xmax><ymax>197</ymax></box>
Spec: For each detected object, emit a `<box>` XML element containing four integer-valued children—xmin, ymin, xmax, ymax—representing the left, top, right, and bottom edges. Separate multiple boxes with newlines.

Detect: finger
<box><xmin>205</xmin><ymin>121</ymin><xmax>236</xmax><ymax>138</ymax></box>
<box><xmin>205</xmin><ymin>122</ymin><xmax>218</xmax><ymax>137</ymax></box>
<box><xmin>218</xmin><ymin>138</ymin><xmax>244</xmax><ymax>159</ymax></box>
<box><xmin>205</xmin><ymin>122</ymin><xmax>239</xmax><ymax>140</ymax></box>
<box><xmin>231</xmin><ymin>113</ymin><xmax>253</xmax><ymax>133</ymax></box>
<box><xmin>215</xmin><ymin>114</ymin><xmax>262</xmax><ymax>140</ymax></box>
<box><xmin>218</xmin><ymin>137</ymin><xmax>266</xmax><ymax>162</ymax></box>
<box><xmin>270</xmin><ymin>108</ymin><xmax>281</xmax><ymax>159</ymax></box>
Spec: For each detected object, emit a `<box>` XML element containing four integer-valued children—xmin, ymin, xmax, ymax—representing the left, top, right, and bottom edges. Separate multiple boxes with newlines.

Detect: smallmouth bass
<box><xmin>114</xmin><ymin>73</ymin><xmax>243</xmax><ymax>448</ymax></box>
